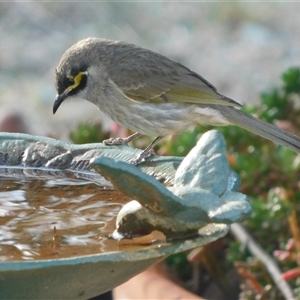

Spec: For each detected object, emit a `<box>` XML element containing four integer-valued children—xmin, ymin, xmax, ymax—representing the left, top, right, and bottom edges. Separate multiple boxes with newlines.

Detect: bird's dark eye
<box><xmin>64</xmin><ymin>71</ymin><xmax>88</xmax><ymax>96</ymax></box>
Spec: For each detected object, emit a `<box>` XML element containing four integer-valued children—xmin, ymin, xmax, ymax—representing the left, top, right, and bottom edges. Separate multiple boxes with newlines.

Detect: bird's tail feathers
<box><xmin>219</xmin><ymin>106</ymin><xmax>300</xmax><ymax>153</ymax></box>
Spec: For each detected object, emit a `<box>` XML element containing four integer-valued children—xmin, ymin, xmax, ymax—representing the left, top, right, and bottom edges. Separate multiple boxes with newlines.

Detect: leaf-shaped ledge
<box><xmin>0</xmin><ymin>132</ymin><xmax>181</xmax><ymax>184</ymax></box>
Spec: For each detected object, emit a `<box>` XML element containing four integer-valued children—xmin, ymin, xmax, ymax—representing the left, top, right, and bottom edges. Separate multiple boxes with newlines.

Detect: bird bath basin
<box><xmin>0</xmin><ymin>130</ymin><xmax>251</xmax><ymax>299</ymax></box>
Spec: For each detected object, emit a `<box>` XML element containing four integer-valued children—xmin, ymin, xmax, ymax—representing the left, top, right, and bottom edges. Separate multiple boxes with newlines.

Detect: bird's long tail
<box><xmin>218</xmin><ymin>106</ymin><xmax>300</xmax><ymax>153</ymax></box>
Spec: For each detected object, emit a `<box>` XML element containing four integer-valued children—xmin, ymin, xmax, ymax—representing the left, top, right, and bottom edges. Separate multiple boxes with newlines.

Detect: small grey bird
<box><xmin>53</xmin><ymin>37</ymin><xmax>300</xmax><ymax>164</ymax></box>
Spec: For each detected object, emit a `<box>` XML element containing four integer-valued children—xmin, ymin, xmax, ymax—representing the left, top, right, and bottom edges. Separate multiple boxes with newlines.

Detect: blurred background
<box><xmin>1</xmin><ymin>3</ymin><xmax>300</xmax><ymax>299</ymax></box>
<box><xmin>0</xmin><ymin>1</ymin><xmax>300</xmax><ymax>139</ymax></box>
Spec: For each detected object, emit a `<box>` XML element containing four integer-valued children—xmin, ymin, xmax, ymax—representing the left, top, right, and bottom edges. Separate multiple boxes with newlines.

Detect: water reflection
<box><xmin>0</xmin><ymin>177</ymin><xmax>129</xmax><ymax>261</ymax></box>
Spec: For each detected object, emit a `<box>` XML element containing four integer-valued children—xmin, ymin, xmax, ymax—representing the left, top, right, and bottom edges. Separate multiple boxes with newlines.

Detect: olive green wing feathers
<box><xmin>106</xmin><ymin>44</ymin><xmax>240</xmax><ymax>107</ymax></box>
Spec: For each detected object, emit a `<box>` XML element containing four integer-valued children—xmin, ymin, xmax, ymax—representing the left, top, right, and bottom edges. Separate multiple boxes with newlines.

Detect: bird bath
<box><xmin>0</xmin><ymin>130</ymin><xmax>251</xmax><ymax>299</ymax></box>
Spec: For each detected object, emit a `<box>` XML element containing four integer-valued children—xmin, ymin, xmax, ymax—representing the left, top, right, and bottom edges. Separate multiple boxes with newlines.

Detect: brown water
<box><xmin>0</xmin><ymin>176</ymin><xmax>138</xmax><ymax>261</ymax></box>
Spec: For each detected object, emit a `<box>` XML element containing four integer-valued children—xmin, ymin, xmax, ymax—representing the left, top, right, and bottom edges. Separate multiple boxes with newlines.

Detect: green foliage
<box><xmin>165</xmin><ymin>251</ymin><xmax>193</xmax><ymax>281</ymax></box>
<box><xmin>282</xmin><ymin>67</ymin><xmax>300</xmax><ymax>94</ymax></box>
<box><xmin>69</xmin><ymin>122</ymin><xmax>110</xmax><ymax>144</ymax></box>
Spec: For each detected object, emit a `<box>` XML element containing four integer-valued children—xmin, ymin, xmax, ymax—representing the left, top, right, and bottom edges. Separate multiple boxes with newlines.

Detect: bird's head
<box><xmin>53</xmin><ymin>38</ymin><xmax>107</xmax><ymax>114</ymax></box>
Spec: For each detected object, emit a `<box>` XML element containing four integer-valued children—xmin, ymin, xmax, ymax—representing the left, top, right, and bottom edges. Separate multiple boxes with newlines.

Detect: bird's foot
<box><xmin>104</xmin><ymin>132</ymin><xmax>142</xmax><ymax>146</ymax></box>
<box><xmin>103</xmin><ymin>137</ymin><xmax>128</xmax><ymax>146</ymax></box>
<box><xmin>130</xmin><ymin>149</ymin><xmax>155</xmax><ymax>165</ymax></box>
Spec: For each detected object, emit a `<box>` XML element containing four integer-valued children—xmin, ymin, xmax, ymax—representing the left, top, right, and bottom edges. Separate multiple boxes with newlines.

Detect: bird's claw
<box><xmin>103</xmin><ymin>137</ymin><xmax>128</xmax><ymax>145</ymax></box>
<box><xmin>103</xmin><ymin>135</ymin><xmax>156</xmax><ymax>165</ymax></box>
<box><xmin>130</xmin><ymin>149</ymin><xmax>155</xmax><ymax>165</ymax></box>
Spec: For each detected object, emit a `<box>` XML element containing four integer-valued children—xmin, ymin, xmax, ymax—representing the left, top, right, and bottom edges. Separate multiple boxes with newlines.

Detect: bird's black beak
<box><xmin>53</xmin><ymin>93</ymin><xmax>66</xmax><ymax>114</ymax></box>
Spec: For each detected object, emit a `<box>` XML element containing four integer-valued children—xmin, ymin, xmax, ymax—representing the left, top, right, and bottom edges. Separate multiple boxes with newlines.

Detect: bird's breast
<box><xmin>91</xmin><ymin>82</ymin><xmax>229</xmax><ymax>136</ymax></box>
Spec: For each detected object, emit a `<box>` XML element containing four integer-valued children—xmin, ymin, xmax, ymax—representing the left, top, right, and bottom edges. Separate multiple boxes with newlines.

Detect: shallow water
<box><xmin>0</xmin><ymin>176</ymin><xmax>136</xmax><ymax>261</ymax></box>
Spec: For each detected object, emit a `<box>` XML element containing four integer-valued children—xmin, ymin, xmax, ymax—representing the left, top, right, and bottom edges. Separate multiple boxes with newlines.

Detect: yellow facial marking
<box><xmin>65</xmin><ymin>71</ymin><xmax>87</xmax><ymax>93</ymax></box>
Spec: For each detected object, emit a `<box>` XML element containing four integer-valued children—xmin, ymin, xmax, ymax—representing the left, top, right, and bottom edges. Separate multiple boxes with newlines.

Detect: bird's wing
<box><xmin>107</xmin><ymin>46</ymin><xmax>240</xmax><ymax>107</ymax></box>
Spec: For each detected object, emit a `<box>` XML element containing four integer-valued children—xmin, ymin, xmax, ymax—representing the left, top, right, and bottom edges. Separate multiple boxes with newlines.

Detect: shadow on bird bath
<box><xmin>0</xmin><ymin>130</ymin><xmax>251</xmax><ymax>299</ymax></box>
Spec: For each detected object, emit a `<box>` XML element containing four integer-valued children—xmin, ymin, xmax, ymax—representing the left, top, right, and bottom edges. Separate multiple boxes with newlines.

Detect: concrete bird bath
<box><xmin>0</xmin><ymin>130</ymin><xmax>251</xmax><ymax>299</ymax></box>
